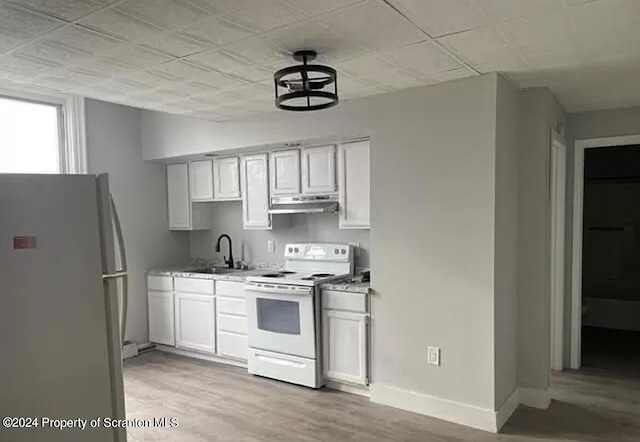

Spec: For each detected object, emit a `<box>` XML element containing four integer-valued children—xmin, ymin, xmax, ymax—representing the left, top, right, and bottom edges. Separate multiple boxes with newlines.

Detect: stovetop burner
<box><xmin>312</xmin><ymin>273</ymin><xmax>334</xmax><ymax>277</ymax></box>
<box><xmin>262</xmin><ymin>273</ymin><xmax>286</xmax><ymax>278</ymax></box>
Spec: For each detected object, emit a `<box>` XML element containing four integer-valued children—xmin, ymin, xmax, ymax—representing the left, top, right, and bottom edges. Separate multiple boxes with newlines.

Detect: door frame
<box><xmin>570</xmin><ymin>134</ymin><xmax>640</xmax><ymax>369</ymax></box>
<box><xmin>550</xmin><ymin>130</ymin><xmax>567</xmax><ymax>371</ymax></box>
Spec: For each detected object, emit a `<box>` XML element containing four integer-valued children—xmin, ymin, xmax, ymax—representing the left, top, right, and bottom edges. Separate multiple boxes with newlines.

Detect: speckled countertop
<box><xmin>320</xmin><ymin>278</ymin><xmax>371</xmax><ymax>294</ymax></box>
<box><xmin>147</xmin><ymin>265</ymin><xmax>277</xmax><ymax>282</ymax></box>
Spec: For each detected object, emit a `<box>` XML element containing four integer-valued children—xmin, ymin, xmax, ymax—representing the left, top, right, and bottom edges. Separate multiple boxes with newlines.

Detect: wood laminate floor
<box><xmin>124</xmin><ymin>351</ymin><xmax>640</xmax><ymax>441</ymax></box>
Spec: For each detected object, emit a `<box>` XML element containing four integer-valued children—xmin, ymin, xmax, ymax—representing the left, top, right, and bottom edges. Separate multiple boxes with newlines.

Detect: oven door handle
<box><xmin>245</xmin><ymin>281</ymin><xmax>313</xmax><ymax>295</ymax></box>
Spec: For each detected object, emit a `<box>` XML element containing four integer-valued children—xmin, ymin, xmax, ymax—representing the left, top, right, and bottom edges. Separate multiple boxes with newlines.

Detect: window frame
<box><xmin>0</xmin><ymin>88</ymin><xmax>86</xmax><ymax>174</ymax></box>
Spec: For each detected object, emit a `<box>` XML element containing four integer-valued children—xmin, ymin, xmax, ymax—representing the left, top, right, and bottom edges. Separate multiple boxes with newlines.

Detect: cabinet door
<box><xmin>323</xmin><ymin>310</ymin><xmax>368</xmax><ymax>385</ymax></box>
<box><xmin>241</xmin><ymin>153</ymin><xmax>271</xmax><ymax>229</ymax></box>
<box><xmin>339</xmin><ymin>141</ymin><xmax>370</xmax><ymax>229</ymax></box>
<box><xmin>214</xmin><ymin>157</ymin><xmax>241</xmax><ymax>200</ymax></box>
<box><xmin>167</xmin><ymin>163</ymin><xmax>191</xmax><ymax>229</ymax></box>
<box><xmin>301</xmin><ymin>145</ymin><xmax>336</xmax><ymax>194</ymax></box>
<box><xmin>189</xmin><ymin>160</ymin><xmax>214</xmax><ymax>201</ymax></box>
<box><xmin>148</xmin><ymin>291</ymin><xmax>175</xmax><ymax>346</ymax></box>
<box><xmin>269</xmin><ymin>149</ymin><xmax>300</xmax><ymax>196</ymax></box>
<box><xmin>175</xmin><ymin>293</ymin><xmax>216</xmax><ymax>354</ymax></box>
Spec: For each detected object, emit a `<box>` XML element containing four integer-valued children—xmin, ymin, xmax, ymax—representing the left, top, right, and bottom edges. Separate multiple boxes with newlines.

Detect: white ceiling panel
<box><xmin>177</xmin><ymin>16</ymin><xmax>255</xmax><ymax>47</ymax></box>
<box><xmin>280</xmin><ymin>0</ymin><xmax>363</xmax><ymax>16</ymax></box>
<box><xmin>186</xmin><ymin>48</ymin><xmax>273</xmax><ymax>81</ymax></box>
<box><xmin>0</xmin><ymin>3</ymin><xmax>62</xmax><ymax>54</ymax></box>
<box><xmin>320</xmin><ymin>1</ymin><xmax>426</xmax><ymax>52</ymax></box>
<box><xmin>222</xmin><ymin>0</ymin><xmax>307</xmax><ymax>33</ymax></box>
<box><xmin>381</xmin><ymin>41</ymin><xmax>462</xmax><ymax>78</ymax></box>
<box><xmin>101</xmin><ymin>46</ymin><xmax>174</xmax><ymax>71</ymax></box>
<box><xmin>78</xmin><ymin>8</ymin><xmax>163</xmax><ymax>42</ymax></box>
<box><xmin>148</xmin><ymin>60</ymin><xmax>212</xmax><ymax>82</ymax></box>
<box><xmin>266</xmin><ymin>20</ymin><xmax>368</xmax><ymax>65</ymax></box>
<box><xmin>388</xmin><ymin>0</ymin><xmax>487</xmax><ymax>37</ymax></box>
<box><xmin>117</xmin><ymin>0</ymin><xmax>210</xmax><ymax>30</ymax></box>
<box><xmin>337</xmin><ymin>55</ymin><xmax>423</xmax><ymax>89</ymax></box>
<box><xmin>470</xmin><ymin>0</ymin><xmax>562</xmax><ymax>23</ymax></box>
<box><xmin>138</xmin><ymin>32</ymin><xmax>211</xmax><ymax>58</ymax></box>
<box><xmin>183</xmin><ymin>0</ymin><xmax>254</xmax><ymax>15</ymax></box>
<box><xmin>438</xmin><ymin>26</ymin><xmax>524</xmax><ymax>67</ymax></box>
<box><xmin>7</xmin><ymin>0</ymin><xmax>112</xmax><ymax>21</ymax></box>
<box><xmin>429</xmin><ymin>67</ymin><xmax>477</xmax><ymax>82</ymax></box>
<box><xmin>497</xmin><ymin>11</ymin><xmax>575</xmax><ymax>56</ymax></box>
<box><xmin>0</xmin><ymin>53</ymin><xmax>62</xmax><ymax>79</ymax></box>
<box><xmin>567</xmin><ymin>0</ymin><xmax>640</xmax><ymax>46</ymax></box>
<box><xmin>218</xmin><ymin>36</ymin><xmax>289</xmax><ymax>66</ymax></box>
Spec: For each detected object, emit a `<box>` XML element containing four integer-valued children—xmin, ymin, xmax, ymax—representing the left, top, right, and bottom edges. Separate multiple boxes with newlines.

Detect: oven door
<box><xmin>245</xmin><ymin>282</ymin><xmax>316</xmax><ymax>359</ymax></box>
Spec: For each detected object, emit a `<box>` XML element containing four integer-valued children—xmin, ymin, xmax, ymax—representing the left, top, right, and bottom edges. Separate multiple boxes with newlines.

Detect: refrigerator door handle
<box><xmin>110</xmin><ymin>195</ymin><xmax>129</xmax><ymax>345</ymax></box>
<box><xmin>103</xmin><ymin>272</ymin><xmax>128</xmax><ymax>280</ymax></box>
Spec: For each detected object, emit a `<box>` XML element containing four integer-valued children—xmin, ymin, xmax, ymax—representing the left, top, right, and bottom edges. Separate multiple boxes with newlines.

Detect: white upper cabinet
<box><xmin>241</xmin><ymin>153</ymin><xmax>271</xmax><ymax>229</ymax></box>
<box><xmin>339</xmin><ymin>141</ymin><xmax>370</xmax><ymax>229</ymax></box>
<box><xmin>269</xmin><ymin>149</ymin><xmax>301</xmax><ymax>196</ymax></box>
<box><xmin>301</xmin><ymin>145</ymin><xmax>336</xmax><ymax>194</ymax></box>
<box><xmin>214</xmin><ymin>156</ymin><xmax>241</xmax><ymax>200</ymax></box>
<box><xmin>167</xmin><ymin>163</ymin><xmax>211</xmax><ymax>231</ymax></box>
<box><xmin>189</xmin><ymin>160</ymin><xmax>214</xmax><ymax>201</ymax></box>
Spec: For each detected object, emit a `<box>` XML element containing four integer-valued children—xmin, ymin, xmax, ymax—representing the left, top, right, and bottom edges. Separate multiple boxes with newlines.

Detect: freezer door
<box><xmin>0</xmin><ymin>174</ymin><xmax>126</xmax><ymax>442</ymax></box>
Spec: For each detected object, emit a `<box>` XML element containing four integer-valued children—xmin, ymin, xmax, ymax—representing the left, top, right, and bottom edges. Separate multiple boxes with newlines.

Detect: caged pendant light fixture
<box><xmin>274</xmin><ymin>50</ymin><xmax>338</xmax><ymax>111</ymax></box>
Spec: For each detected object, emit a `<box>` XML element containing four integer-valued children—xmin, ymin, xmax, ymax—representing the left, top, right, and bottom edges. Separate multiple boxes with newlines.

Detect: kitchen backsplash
<box><xmin>190</xmin><ymin>201</ymin><xmax>370</xmax><ymax>269</ymax></box>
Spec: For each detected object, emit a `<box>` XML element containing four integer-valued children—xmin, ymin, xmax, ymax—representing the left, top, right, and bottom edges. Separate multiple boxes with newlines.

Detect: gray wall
<box><xmin>369</xmin><ymin>74</ymin><xmax>499</xmax><ymax>409</ymax></box>
<box><xmin>517</xmin><ymin>89</ymin><xmax>567</xmax><ymax>391</ymax></box>
<box><xmin>86</xmin><ymin>99</ymin><xmax>190</xmax><ymax>345</ymax></box>
<box><xmin>190</xmin><ymin>201</ymin><xmax>370</xmax><ymax>269</ymax></box>
<box><xmin>494</xmin><ymin>77</ymin><xmax>520</xmax><ymax>406</ymax></box>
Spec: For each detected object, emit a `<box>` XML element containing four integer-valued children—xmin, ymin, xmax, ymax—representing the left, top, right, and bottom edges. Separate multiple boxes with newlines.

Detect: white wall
<box><xmin>494</xmin><ymin>77</ymin><xmax>520</xmax><ymax>407</ymax></box>
<box><xmin>189</xmin><ymin>201</ymin><xmax>370</xmax><ymax>268</ymax></box>
<box><xmin>85</xmin><ymin>99</ymin><xmax>190</xmax><ymax>345</ymax></box>
<box><xmin>517</xmin><ymin>89</ymin><xmax>567</xmax><ymax>391</ymax></box>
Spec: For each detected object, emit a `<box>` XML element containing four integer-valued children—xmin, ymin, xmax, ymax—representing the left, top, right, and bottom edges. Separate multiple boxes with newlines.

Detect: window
<box><xmin>0</xmin><ymin>91</ymin><xmax>86</xmax><ymax>174</ymax></box>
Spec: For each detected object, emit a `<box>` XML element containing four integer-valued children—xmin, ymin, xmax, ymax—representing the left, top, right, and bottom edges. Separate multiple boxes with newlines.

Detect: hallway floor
<box><xmin>124</xmin><ymin>351</ymin><xmax>640</xmax><ymax>441</ymax></box>
<box><xmin>581</xmin><ymin>326</ymin><xmax>640</xmax><ymax>377</ymax></box>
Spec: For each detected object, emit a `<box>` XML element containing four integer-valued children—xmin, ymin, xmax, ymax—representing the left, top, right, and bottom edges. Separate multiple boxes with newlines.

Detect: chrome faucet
<box><xmin>215</xmin><ymin>234</ymin><xmax>234</xmax><ymax>269</ymax></box>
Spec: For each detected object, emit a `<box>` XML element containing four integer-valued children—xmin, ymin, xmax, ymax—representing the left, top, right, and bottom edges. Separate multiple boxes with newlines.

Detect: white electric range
<box><xmin>245</xmin><ymin>243</ymin><xmax>354</xmax><ymax>388</ymax></box>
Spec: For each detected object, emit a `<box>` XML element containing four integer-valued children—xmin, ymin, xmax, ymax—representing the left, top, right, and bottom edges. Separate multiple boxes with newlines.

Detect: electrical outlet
<box><xmin>427</xmin><ymin>346</ymin><xmax>440</xmax><ymax>366</ymax></box>
<box><xmin>267</xmin><ymin>240</ymin><xmax>275</xmax><ymax>253</ymax></box>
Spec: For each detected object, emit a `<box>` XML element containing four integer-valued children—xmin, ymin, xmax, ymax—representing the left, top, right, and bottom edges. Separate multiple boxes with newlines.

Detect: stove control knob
<box><xmin>334</xmin><ymin>248</ymin><xmax>339</xmax><ymax>254</ymax></box>
<box><xmin>294</xmin><ymin>247</ymin><xmax>299</xmax><ymax>253</ymax></box>
<box><xmin>288</xmin><ymin>247</ymin><xmax>293</xmax><ymax>253</ymax></box>
<box><xmin>341</xmin><ymin>249</ymin><xmax>346</xmax><ymax>255</ymax></box>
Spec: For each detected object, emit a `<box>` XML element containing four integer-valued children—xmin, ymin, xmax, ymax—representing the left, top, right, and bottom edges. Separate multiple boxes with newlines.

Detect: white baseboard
<box><xmin>370</xmin><ymin>384</ymin><xmax>514</xmax><ymax>433</ymax></box>
<box><xmin>518</xmin><ymin>387</ymin><xmax>550</xmax><ymax>409</ymax></box>
<box><xmin>325</xmin><ymin>380</ymin><xmax>370</xmax><ymax>398</ymax></box>
<box><xmin>154</xmin><ymin>344</ymin><xmax>248</xmax><ymax>369</ymax></box>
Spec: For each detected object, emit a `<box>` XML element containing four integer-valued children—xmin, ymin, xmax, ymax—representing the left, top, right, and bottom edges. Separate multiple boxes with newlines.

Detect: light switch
<box><xmin>267</xmin><ymin>240</ymin><xmax>275</xmax><ymax>253</ymax></box>
<box><xmin>427</xmin><ymin>346</ymin><xmax>440</xmax><ymax>366</ymax></box>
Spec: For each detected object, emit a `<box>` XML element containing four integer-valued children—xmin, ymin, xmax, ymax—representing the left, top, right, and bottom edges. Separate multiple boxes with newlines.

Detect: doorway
<box><xmin>571</xmin><ymin>135</ymin><xmax>640</xmax><ymax>376</ymax></box>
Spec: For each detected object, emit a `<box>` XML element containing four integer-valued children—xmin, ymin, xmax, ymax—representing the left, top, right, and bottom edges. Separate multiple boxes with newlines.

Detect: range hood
<box><xmin>268</xmin><ymin>195</ymin><xmax>339</xmax><ymax>215</ymax></box>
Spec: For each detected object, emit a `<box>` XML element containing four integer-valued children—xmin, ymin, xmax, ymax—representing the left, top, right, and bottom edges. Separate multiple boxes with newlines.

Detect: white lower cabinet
<box><xmin>216</xmin><ymin>282</ymin><xmax>248</xmax><ymax>362</ymax></box>
<box><xmin>148</xmin><ymin>291</ymin><xmax>175</xmax><ymax>346</ymax></box>
<box><xmin>323</xmin><ymin>310</ymin><xmax>368</xmax><ymax>386</ymax></box>
<box><xmin>175</xmin><ymin>293</ymin><xmax>216</xmax><ymax>355</ymax></box>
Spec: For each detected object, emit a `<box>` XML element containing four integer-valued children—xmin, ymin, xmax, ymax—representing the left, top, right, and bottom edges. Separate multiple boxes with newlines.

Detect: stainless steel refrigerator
<box><xmin>0</xmin><ymin>174</ymin><xmax>128</xmax><ymax>442</ymax></box>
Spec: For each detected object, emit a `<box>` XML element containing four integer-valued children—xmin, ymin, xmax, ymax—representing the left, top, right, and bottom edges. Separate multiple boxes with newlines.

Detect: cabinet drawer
<box><xmin>322</xmin><ymin>290</ymin><xmax>367</xmax><ymax>313</ymax></box>
<box><xmin>215</xmin><ymin>280</ymin><xmax>245</xmax><ymax>298</ymax></box>
<box><xmin>218</xmin><ymin>332</ymin><xmax>248</xmax><ymax>361</ymax></box>
<box><xmin>148</xmin><ymin>275</ymin><xmax>173</xmax><ymax>291</ymax></box>
<box><xmin>218</xmin><ymin>313</ymin><xmax>247</xmax><ymax>334</ymax></box>
<box><xmin>217</xmin><ymin>296</ymin><xmax>247</xmax><ymax>316</ymax></box>
<box><xmin>174</xmin><ymin>277</ymin><xmax>214</xmax><ymax>294</ymax></box>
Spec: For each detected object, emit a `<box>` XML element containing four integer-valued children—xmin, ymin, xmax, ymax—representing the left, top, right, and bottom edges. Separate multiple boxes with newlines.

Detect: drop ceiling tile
<box><xmin>470</xmin><ymin>0</ymin><xmax>561</xmax><ymax>23</ymax></box>
<box><xmin>100</xmin><ymin>46</ymin><xmax>173</xmax><ymax>71</ymax></box>
<box><xmin>498</xmin><ymin>11</ymin><xmax>575</xmax><ymax>52</ymax></box>
<box><xmin>186</xmin><ymin>49</ymin><xmax>270</xmax><ymax>81</ymax></box>
<box><xmin>189</xmin><ymin>70</ymin><xmax>248</xmax><ymax>89</ymax></box>
<box><xmin>74</xmin><ymin>57</ymin><xmax>139</xmax><ymax>77</ymax></box>
<box><xmin>139</xmin><ymin>32</ymin><xmax>211</xmax><ymax>57</ymax></box>
<box><xmin>184</xmin><ymin>0</ymin><xmax>253</xmax><ymax>15</ymax></box>
<box><xmin>567</xmin><ymin>0</ymin><xmax>640</xmax><ymax>47</ymax></box>
<box><xmin>279</xmin><ymin>0</ymin><xmax>363</xmax><ymax>15</ymax></box>
<box><xmin>117</xmin><ymin>0</ymin><xmax>208</xmax><ymax>31</ymax></box>
<box><xmin>0</xmin><ymin>53</ymin><xmax>62</xmax><ymax>79</ymax></box>
<box><xmin>148</xmin><ymin>60</ymin><xmax>212</xmax><ymax>81</ymax></box>
<box><xmin>381</xmin><ymin>41</ymin><xmax>462</xmax><ymax>78</ymax></box>
<box><xmin>78</xmin><ymin>8</ymin><xmax>163</xmax><ymax>42</ymax></box>
<box><xmin>218</xmin><ymin>81</ymin><xmax>273</xmax><ymax>100</ymax></box>
<box><xmin>438</xmin><ymin>26</ymin><xmax>520</xmax><ymax>66</ymax></box>
<box><xmin>221</xmin><ymin>36</ymin><xmax>289</xmax><ymax>65</ymax></box>
<box><xmin>266</xmin><ymin>19</ymin><xmax>368</xmax><ymax>64</ymax></box>
<box><xmin>388</xmin><ymin>0</ymin><xmax>487</xmax><ymax>37</ymax></box>
<box><xmin>222</xmin><ymin>0</ymin><xmax>307</xmax><ymax>33</ymax></box>
<box><xmin>130</xmin><ymin>88</ymin><xmax>186</xmax><ymax>102</ymax></box>
<box><xmin>39</xmin><ymin>67</ymin><xmax>109</xmax><ymax>90</ymax></box>
<box><xmin>14</xmin><ymin>40</ymin><xmax>89</xmax><ymax>66</ymax></box>
<box><xmin>7</xmin><ymin>0</ymin><xmax>112</xmax><ymax>21</ymax></box>
<box><xmin>109</xmin><ymin>78</ymin><xmax>157</xmax><ymax>94</ymax></box>
<box><xmin>429</xmin><ymin>67</ymin><xmax>477</xmax><ymax>82</ymax></box>
<box><xmin>177</xmin><ymin>16</ymin><xmax>255</xmax><ymax>47</ymax></box>
<box><xmin>0</xmin><ymin>3</ymin><xmax>62</xmax><ymax>54</ymax></box>
<box><xmin>320</xmin><ymin>1</ymin><xmax>426</xmax><ymax>52</ymax></box>
<box><xmin>337</xmin><ymin>54</ymin><xmax>423</xmax><ymax>89</ymax></box>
